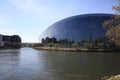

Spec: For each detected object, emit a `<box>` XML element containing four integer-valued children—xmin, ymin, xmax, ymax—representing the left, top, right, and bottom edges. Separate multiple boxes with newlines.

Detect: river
<box><xmin>0</xmin><ymin>48</ymin><xmax>120</xmax><ymax>80</ymax></box>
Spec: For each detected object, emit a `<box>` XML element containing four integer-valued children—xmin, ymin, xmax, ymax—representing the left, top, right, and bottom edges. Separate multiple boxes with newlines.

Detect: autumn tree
<box><xmin>103</xmin><ymin>0</ymin><xmax>120</xmax><ymax>46</ymax></box>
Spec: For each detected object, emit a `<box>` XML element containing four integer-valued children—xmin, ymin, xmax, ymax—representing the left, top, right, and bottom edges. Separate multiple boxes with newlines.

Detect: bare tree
<box><xmin>103</xmin><ymin>0</ymin><xmax>120</xmax><ymax>46</ymax></box>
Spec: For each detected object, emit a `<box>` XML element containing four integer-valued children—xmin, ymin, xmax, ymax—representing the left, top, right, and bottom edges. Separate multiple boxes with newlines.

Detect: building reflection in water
<box><xmin>38</xmin><ymin>51</ymin><xmax>120</xmax><ymax>80</ymax></box>
<box><xmin>0</xmin><ymin>48</ymin><xmax>120</xmax><ymax>80</ymax></box>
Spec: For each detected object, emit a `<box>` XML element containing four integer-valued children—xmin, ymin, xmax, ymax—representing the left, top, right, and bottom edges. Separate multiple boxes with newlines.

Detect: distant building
<box><xmin>0</xmin><ymin>34</ymin><xmax>21</xmax><ymax>48</ymax></box>
<box><xmin>42</xmin><ymin>37</ymin><xmax>57</xmax><ymax>45</ymax></box>
<box><xmin>42</xmin><ymin>37</ymin><xmax>74</xmax><ymax>48</ymax></box>
<box><xmin>59</xmin><ymin>39</ymin><xmax>69</xmax><ymax>43</ymax></box>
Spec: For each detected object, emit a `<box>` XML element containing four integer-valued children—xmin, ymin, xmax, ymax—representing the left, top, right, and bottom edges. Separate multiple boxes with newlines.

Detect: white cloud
<box><xmin>9</xmin><ymin>0</ymin><xmax>42</xmax><ymax>14</ymax></box>
<box><xmin>9</xmin><ymin>0</ymin><xmax>76</xmax><ymax>22</ymax></box>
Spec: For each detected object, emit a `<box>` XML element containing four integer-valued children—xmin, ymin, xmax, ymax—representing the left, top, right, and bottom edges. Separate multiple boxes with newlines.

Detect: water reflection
<box><xmin>0</xmin><ymin>49</ymin><xmax>20</xmax><ymax>80</ymax></box>
<box><xmin>0</xmin><ymin>48</ymin><xmax>120</xmax><ymax>80</ymax></box>
<box><xmin>39</xmin><ymin>51</ymin><xmax>120</xmax><ymax>80</ymax></box>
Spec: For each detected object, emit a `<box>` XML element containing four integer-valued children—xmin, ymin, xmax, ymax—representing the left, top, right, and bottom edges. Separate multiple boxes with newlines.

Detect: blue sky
<box><xmin>0</xmin><ymin>0</ymin><xmax>118</xmax><ymax>42</ymax></box>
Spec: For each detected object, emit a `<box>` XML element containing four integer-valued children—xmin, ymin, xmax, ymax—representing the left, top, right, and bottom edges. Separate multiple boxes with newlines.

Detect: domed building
<box><xmin>40</xmin><ymin>13</ymin><xmax>115</xmax><ymax>48</ymax></box>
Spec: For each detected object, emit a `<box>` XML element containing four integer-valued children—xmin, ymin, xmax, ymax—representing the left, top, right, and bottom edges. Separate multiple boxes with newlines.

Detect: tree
<box><xmin>72</xmin><ymin>43</ymin><xmax>78</xmax><ymax>48</ymax></box>
<box><xmin>32</xmin><ymin>43</ymin><xmax>43</xmax><ymax>47</ymax></box>
<box><xmin>113</xmin><ymin>0</ymin><xmax>120</xmax><ymax>13</ymax></box>
<box><xmin>83</xmin><ymin>42</ymin><xmax>92</xmax><ymax>48</ymax></box>
<box><xmin>54</xmin><ymin>43</ymin><xmax>59</xmax><ymax>48</ymax></box>
<box><xmin>48</xmin><ymin>43</ymin><xmax>54</xmax><ymax>49</ymax></box>
<box><xmin>103</xmin><ymin>0</ymin><xmax>120</xmax><ymax>46</ymax></box>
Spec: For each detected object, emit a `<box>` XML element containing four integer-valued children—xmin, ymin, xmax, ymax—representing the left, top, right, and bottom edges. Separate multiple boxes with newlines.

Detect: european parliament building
<box><xmin>40</xmin><ymin>13</ymin><xmax>115</xmax><ymax>48</ymax></box>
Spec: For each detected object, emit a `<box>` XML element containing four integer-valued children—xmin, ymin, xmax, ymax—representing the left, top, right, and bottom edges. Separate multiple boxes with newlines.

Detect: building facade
<box><xmin>40</xmin><ymin>13</ymin><xmax>116</xmax><ymax>48</ymax></box>
<box><xmin>0</xmin><ymin>34</ymin><xmax>21</xmax><ymax>48</ymax></box>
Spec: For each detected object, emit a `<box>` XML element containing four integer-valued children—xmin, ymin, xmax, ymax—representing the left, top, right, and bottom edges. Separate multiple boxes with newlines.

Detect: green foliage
<box><xmin>98</xmin><ymin>42</ymin><xmax>104</xmax><ymax>48</ymax></box>
<box><xmin>72</xmin><ymin>43</ymin><xmax>78</xmax><ymax>48</ymax></box>
<box><xmin>48</xmin><ymin>43</ymin><xmax>54</xmax><ymax>49</ymax></box>
<box><xmin>32</xmin><ymin>43</ymin><xmax>43</xmax><ymax>47</ymax></box>
<box><xmin>54</xmin><ymin>43</ymin><xmax>59</xmax><ymax>48</ymax></box>
<box><xmin>83</xmin><ymin>43</ymin><xmax>92</xmax><ymax>48</ymax></box>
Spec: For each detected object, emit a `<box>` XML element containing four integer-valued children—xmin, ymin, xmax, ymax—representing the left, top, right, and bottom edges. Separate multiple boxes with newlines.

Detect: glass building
<box><xmin>40</xmin><ymin>13</ymin><xmax>114</xmax><ymax>44</ymax></box>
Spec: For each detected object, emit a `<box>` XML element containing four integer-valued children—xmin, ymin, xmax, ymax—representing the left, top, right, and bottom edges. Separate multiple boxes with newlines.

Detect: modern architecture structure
<box><xmin>0</xmin><ymin>34</ymin><xmax>21</xmax><ymax>48</ymax></box>
<box><xmin>40</xmin><ymin>13</ymin><xmax>115</xmax><ymax>48</ymax></box>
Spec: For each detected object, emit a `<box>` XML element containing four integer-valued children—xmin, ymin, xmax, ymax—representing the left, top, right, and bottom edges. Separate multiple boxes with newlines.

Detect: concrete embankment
<box><xmin>34</xmin><ymin>47</ymin><xmax>120</xmax><ymax>52</ymax></box>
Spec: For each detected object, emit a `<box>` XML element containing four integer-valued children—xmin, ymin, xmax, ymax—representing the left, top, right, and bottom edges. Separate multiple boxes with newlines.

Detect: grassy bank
<box><xmin>33</xmin><ymin>47</ymin><xmax>120</xmax><ymax>52</ymax></box>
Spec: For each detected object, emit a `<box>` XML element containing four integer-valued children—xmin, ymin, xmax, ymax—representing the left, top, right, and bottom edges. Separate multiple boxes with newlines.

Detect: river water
<box><xmin>0</xmin><ymin>48</ymin><xmax>120</xmax><ymax>80</ymax></box>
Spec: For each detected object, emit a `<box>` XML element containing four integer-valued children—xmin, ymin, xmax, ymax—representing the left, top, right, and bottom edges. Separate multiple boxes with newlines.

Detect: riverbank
<box><xmin>34</xmin><ymin>47</ymin><xmax>120</xmax><ymax>52</ymax></box>
<box><xmin>0</xmin><ymin>47</ymin><xmax>21</xmax><ymax>50</ymax></box>
<box><xmin>102</xmin><ymin>75</ymin><xmax>120</xmax><ymax>80</ymax></box>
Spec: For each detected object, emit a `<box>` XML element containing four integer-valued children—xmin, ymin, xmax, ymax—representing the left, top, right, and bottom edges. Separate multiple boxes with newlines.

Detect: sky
<box><xmin>0</xmin><ymin>0</ymin><xmax>118</xmax><ymax>43</ymax></box>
